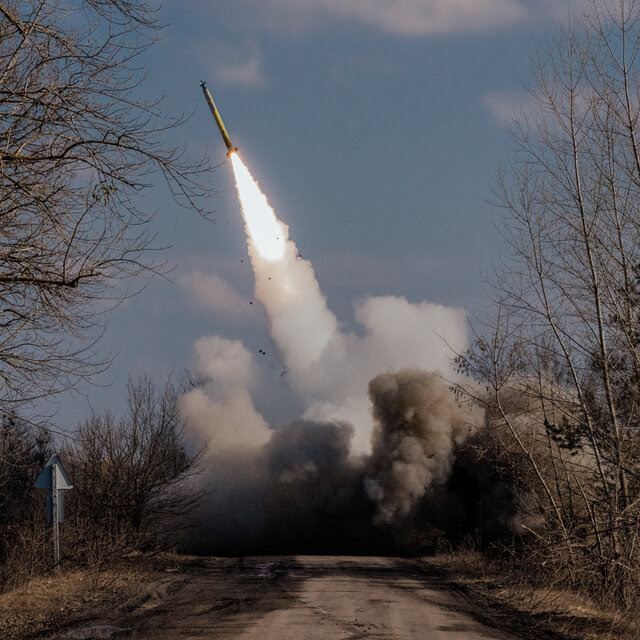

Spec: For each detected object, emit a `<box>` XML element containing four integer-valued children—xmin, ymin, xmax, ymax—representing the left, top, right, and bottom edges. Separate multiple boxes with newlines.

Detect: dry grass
<box><xmin>0</xmin><ymin>562</ymin><xmax>161</xmax><ymax>640</ymax></box>
<box><xmin>427</xmin><ymin>551</ymin><xmax>639</xmax><ymax>640</ymax></box>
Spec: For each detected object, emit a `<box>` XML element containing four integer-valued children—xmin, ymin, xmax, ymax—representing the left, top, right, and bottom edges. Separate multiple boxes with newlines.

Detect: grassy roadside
<box><xmin>425</xmin><ymin>551</ymin><xmax>639</xmax><ymax>640</ymax></box>
<box><xmin>0</xmin><ymin>555</ymin><xmax>187</xmax><ymax>640</ymax></box>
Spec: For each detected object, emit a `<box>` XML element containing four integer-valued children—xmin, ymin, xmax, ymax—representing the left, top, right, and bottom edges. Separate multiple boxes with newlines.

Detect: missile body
<box><xmin>200</xmin><ymin>81</ymin><xmax>238</xmax><ymax>156</ymax></box>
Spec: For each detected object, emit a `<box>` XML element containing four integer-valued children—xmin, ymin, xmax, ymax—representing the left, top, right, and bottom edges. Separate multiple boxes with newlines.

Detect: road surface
<box><xmin>62</xmin><ymin>556</ymin><xmax>523</xmax><ymax>639</ymax></box>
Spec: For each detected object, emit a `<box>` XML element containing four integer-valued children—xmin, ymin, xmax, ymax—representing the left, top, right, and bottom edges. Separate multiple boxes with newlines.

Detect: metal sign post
<box><xmin>52</xmin><ymin>460</ymin><xmax>59</xmax><ymax>569</ymax></box>
<box><xmin>34</xmin><ymin>454</ymin><xmax>73</xmax><ymax>572</ymax></box>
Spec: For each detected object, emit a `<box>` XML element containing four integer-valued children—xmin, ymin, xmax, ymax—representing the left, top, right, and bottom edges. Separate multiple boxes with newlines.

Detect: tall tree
<box><xmin>0</xmin><ymin>1</ymin><xmax>210</xmax><ymax>408</ymax></box>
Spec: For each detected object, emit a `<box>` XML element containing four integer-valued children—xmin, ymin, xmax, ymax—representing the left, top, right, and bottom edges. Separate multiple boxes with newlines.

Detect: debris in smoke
<box><xmin>184</xmin><ymin>417</ymin><xmax>377</xmax><ymax>555</ymax></box>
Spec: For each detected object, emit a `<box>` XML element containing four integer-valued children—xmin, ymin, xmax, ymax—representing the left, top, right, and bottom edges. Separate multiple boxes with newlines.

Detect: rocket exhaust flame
<box><xmin>228</xmin><ymin>150</ymin><xmax>337</xmax><ymax>372</ymax></box>
<box><xmin>230</xmin><ymin>153</ymin><xmax>287</xmax><ymax>262</ymax></box>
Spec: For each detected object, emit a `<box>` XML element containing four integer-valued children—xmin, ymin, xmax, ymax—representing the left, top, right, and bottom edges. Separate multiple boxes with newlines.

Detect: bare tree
<box><xmin>63</xmin><ymin>375</ymin><xmax>204</xmax><ymax>563</ymax></box>
<box><xmin>457</xmin><ymin>0</ymin><xmax>640</xmax><ymax>606</ymax></box>
<box><xmin>0</xmin><ymin>1</ymin><xmax>211</xmax><ymax>409</ymax></box>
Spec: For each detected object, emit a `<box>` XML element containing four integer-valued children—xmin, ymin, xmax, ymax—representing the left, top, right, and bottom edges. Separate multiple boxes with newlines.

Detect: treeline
<box><xmin>0</xmin><ymin>377</ymin><xmax>202</xmax><ymax>590</ymax></box>
<box><xmin>455</xmin><ymin>0</ymin><xmax>640</xmax><ymax>610</ymax></box>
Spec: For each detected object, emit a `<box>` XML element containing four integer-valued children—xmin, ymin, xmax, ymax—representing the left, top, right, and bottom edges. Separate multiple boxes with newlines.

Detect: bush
<box><xmin>62</xmin><ymin>376</ymin><xmax>204</xmax><ymax>566</ymax></box>
<box><xmin>0</xmin><ymin>416</ymin><xmax>52</xmax><ymax>589</ymax></box>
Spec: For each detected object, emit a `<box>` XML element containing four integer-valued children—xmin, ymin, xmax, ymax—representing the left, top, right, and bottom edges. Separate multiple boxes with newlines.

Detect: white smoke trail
<box><xmin>174</xmin><ymin>153</ymin><xmax>494</xmax><ymax>550</ymax></box>
<box><xmin>230</xmin><ymin>153</ymin><xmax>338</xmax><ymax>372</ymax></box>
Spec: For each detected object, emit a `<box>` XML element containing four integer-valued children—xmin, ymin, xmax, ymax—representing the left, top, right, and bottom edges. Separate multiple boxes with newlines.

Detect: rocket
<box><xmin>200</xmin><ymin>81</ymin><xmax>238</xmax><ymax>156</ymax></box>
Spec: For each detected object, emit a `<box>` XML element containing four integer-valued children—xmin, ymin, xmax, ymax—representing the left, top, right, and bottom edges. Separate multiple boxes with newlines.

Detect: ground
<box><xmin>0</xmin><ymin>554</ymin><xmax>633</xmax><ymax>639</ymax></box>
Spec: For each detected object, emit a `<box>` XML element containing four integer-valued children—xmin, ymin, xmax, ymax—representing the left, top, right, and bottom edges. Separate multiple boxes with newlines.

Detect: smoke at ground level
<box><xmin>183</xmin><ymin>370</ymin><xmax>523</xmax><ymax>555</ymax></box>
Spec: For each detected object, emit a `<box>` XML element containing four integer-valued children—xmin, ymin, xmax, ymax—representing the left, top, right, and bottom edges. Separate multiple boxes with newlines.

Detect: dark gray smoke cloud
<box><xmin>365</xmin><ymin>369</ymin><xmax>482</xmax><ymax>524</ymax></box>
<box><xmin>186</xmin><ymin>419</ymin><xmax>373</xmax><ymax>554</ymax></box>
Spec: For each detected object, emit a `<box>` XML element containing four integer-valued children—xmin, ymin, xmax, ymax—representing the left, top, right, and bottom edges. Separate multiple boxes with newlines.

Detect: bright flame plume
<box><xmin>230</xmin><ymin>153</ymin><xmax>287</xmax><ymax>262</ymax></box>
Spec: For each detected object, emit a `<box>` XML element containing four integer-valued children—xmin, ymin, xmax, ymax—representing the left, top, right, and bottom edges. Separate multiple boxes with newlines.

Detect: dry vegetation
<box><xmin>0</xmin><ymin>0</ymin><xmax>210</xmax><ymax>410</ymax></box>
<box><xmin>0</xmin><ymin>376</ymin><xmax>202</xmax><ymax>590</ymax></box>
<box><xmin>0</xmin><ymin>567</ymin><xmax>144</xmax><ymax>640</ymax></box>
<box><xmin>0</xmin><ymin>0</ymin><xmax>206</xmax><ymax>600</ymax></box>
<box><xmin>454</xmin><ymin>0</ymin><xmax>640</xmax><ymax>619</ymax></box>
<box><xmin>429</xmin><ymin>551</ymin><xmax>639</xmax><ymax>640</ymax></box>
<box><xmin>0</xmin><ymin>555</ymin><xmax>187</xmax><ymax>640</ymax></box>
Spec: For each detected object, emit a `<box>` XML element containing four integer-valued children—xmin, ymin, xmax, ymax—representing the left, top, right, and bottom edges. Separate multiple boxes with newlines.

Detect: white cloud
<box><xmin>316</xmin><ymin>0</ymin><xmax>526</xmax><ymax>36</ymax></box>
<box><xmin>482</xmin><ymin>89</ymin><xmax>537</xmax><ymax>125</ymax></box>
<box><xmin>190</xmin><ymin>0</ymin><xmax>589</xmax><ymax>38</ymax></box>
<box><xmin>215</xmin><ymin>49</ymin><xmax>267</xmax><ymax>90</ymax></box>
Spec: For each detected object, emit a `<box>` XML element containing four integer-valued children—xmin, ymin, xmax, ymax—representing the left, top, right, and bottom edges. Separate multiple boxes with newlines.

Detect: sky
<box><xmin>51</xmin><ymin>0</ymin><xmax>587</xmax><ymax>429</ymax></box>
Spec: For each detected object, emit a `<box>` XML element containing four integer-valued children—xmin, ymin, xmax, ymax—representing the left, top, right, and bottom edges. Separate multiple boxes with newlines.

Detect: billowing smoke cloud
<box><xmin>184</xmin><ymin>371</ymin><xmax>486</xmax><ymax>554</ymax></box>
<box><xmin>365</xmin><ymin>369</ymin><xmax>482</xmax><ymax>524</ymax></box>
<box><xmin>181</xmin><ymin>336</ymin><xmax>270</xmax><ymax>450</ymax></box>
<box><xmin>179</xmin><ymin>154</ymin><xmax>490</xmax><ymax>552</ymax></box>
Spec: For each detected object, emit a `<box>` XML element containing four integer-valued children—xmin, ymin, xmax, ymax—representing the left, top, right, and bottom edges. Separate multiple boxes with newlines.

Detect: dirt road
<box><xmin>60</xmin><ymin>556</ymin><xmax>524</xmax><ymax>639</ymax></box>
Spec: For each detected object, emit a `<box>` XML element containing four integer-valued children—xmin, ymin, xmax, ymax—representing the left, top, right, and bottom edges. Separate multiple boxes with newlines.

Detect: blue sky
<box><xmin>52</xmin><ymin>0</ymin><xmax>584</xmax><ymax>427</ymax></box>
